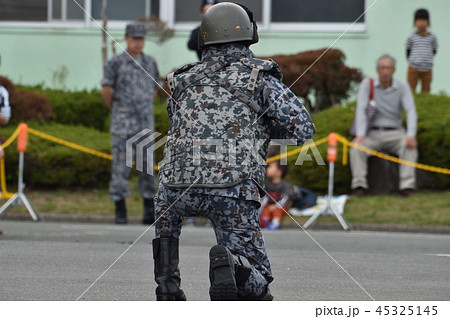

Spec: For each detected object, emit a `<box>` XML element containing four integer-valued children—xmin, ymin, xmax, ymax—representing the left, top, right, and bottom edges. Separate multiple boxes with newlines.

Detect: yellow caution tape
<box><xmin>1</xmin><ymin>127</ymin><xmax>21</xmax><ymax>199</ymax></box>
<box><xmin>27</xmin><ymin>128</ymin><xmax>161</xmax><ymax>171</ymax></box>
<box><xmin>265</xmin><ymin>133</ymin><xmax>449</xmax><ymax>175</ymax></box>
<box><xmin>336</xmin><ymin>134</ymin><xmax>450</xmax><ymax>175</ymax></box>
<box><xmin>27</xmin><ymin>128</ymin><xmax>113</xmax><ymax>161</ymax></box>
<box><xmin>0</xmin><ymin>158</ymin><xmax>15</xmax><ymax>200</ymax></box>
<box><xmin>342</xmin><ymin>142</ymin><xmax>349</xmax><ymax>166</ymax></box>
<box><xmin>267</xmin><ymin>137</ymin><xmax>328</xmax><ymax>163</ymax></box>
<box><xmin>1</xmin><ymin>126</ymin><xmax>20</xmax><ymax>149</ymax></box>
<box><xmin>1</xmin><ymin>124</ymin><xmax>449</xmax><ymax>201</ymax></box>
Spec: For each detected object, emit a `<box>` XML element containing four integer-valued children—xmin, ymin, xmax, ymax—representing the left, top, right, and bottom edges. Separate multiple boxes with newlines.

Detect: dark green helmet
<box><xmin>199</xmin><ymin>2</ymin><xmax>258</xmax><ymax>48</ymax></box>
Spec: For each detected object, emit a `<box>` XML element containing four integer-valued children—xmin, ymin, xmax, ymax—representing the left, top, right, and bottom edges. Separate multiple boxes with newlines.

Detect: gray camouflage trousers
<box><xmin>109</xmin><ymin>135</ymin><xmax>157</xmax><ymax>202</ymax></box>
<box><xmin>154</xmin><ymin>184</ymin><xmax>273</xmax><ymax>298</ymax></box>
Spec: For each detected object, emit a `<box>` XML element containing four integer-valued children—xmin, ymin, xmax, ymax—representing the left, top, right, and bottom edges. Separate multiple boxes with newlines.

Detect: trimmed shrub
<box><xmin>414</xmin><ymin>94</ymin><xmax>450</xmax><ymax>189</ymax></box>
<box><xmin>16</xmin><ymin>85</ymin><xmax>109</xmax><ymax>131</ymax></box>
<box><xmin>1</xmin><ymin>109</ymin><xmax>170</xmax><ymax>188</ymax></box>
<box><xmin>1</xmin><ymin>76</ymin><xmax>53</xmax><ymax>122</ymax></box>
<box><xmin>284</xmin><ymin>93</ymin><xmax>450</xmax><ymax>192</ymax></box>
<box><xmin>266</xmin><ymin>48</ymin><xmax>363</xmax><ymax>113</ymax></box>
<box><xmin>153</xmin><ymin>97</ymin><xmax>170</xmax><ymax>133</ymax></box>
<box><xmin>2</xmin><ymin>122</ymin><xmax>112</xmax><ymax>188</ymax></box>
<box><xmin>10</xmin><ymin>91</ymin><xmax>53</xmax><ymax>121</ymax></box>
<box><xmin>17</xmin><ymin>78</ymin><xmax>169</xmax><ymax>132</ymax></box>
<box><xmin>2</xmin><ymin>85</ymin><xmax>448</xmax><ymax>190</ymax></box>
<box><xmin>0</xmin><ymin>76</ymin><xmax>15</xmax><ymax>93</ymax></box>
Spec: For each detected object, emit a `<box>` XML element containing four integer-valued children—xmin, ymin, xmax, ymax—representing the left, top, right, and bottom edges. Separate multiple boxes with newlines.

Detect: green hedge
<box><xmin>1</xmin><ymin>92</ymin><xmax>448</xmax><ymax>190</ymax></box>
<box><xmin>1</xmin><ymin>104</ymin><xmax>170</xmax><ymax>188</ymax></box>
<box><xmin>16</xmin><ymin>85</ymin><xmax>109</xmax><ymax>131</ymax></box>
<box><xmin>2</xmin><ymin>123</ymin><xmax>111</xmax><ymax>188</ymax></box>
<box><xmin>285</xmin><ymin>93</ymin><xmax>450</xmax><ymax>192</ymax></box>
<box><xmin>16</xmin><ymin>85</ymin><xmax>171</xmax><ymax>134</ymax></box>
<box><xmin>2</xmin><ymin>80</ymin><xmax>171</xmax><ymax>188</ymax></box>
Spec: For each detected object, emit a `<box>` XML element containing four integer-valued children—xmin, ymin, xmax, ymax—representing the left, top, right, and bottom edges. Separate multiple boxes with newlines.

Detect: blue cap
<box><xmin>125</xmin><ymin>23</ymin><xmax>146</xmax><ymax>38</ymax></box>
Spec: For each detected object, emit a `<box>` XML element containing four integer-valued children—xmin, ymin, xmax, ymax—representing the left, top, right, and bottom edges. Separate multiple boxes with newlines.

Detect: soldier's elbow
<box><xmin>296</xmin><ymin>123</ymin><xmax>316</xmax><ymax>145</ymax></box>
<box><xmin>307</xmin><ymin>122</ymin><xmax>316</xmax><ymax>138</ymax></box>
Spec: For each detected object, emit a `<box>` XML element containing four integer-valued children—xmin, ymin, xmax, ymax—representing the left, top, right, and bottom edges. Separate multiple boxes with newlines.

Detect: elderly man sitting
<box><xmin>350</xmin><ymin>54</ymin><xmax>418</xmax><ymax>197</ymax></box>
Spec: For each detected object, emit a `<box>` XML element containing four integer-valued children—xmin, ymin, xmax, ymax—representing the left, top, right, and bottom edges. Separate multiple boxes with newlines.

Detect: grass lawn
<box><xmin>291</xmin><ymin>191</ymin><xmax>450</xmax><ymax>227</ymax></box>
<box><xmin>343</xmin><ymin>191</ymin><xmax>450</xmax><ymax>226</ymax></box>
<box><xmin>1</xmin><ymin>177</ymin><xmax>449</xmax><ymax>227</ymax></box>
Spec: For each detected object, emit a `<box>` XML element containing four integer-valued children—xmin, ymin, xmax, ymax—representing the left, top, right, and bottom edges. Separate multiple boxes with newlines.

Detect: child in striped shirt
<box><xmin>406</xmin><ymin>8</ymin><xmax>438</xmax><ymax>93</ymax></box>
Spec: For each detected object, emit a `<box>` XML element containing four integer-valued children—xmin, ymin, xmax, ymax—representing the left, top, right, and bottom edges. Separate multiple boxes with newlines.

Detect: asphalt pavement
<box><xmin>0</xmin><ymin>221</ymin><xmax>449</xmax><ymax>301</ymax></box>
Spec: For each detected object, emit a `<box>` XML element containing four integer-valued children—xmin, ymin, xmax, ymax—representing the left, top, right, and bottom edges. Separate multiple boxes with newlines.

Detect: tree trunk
<box><xmin>301</xmin><ymin>95</ymin><xmax>312</xmax><ymax>113</ymax></box>
<box><xmin>111</xmin><ymin>39</ymin><xmax>116</xmax><ymax>56</ymax></box>
<box><xmin>101</xmin><ymin>0</ymin><xmax>108</xmax><ymax>69</ymax></box>
<box><xmin>314</xmin><ymin>90</ymin><xmax>320</xmax><ymax>114</ymax></box>
<box><xmin>329</xmin><ymin>93</ymin><xmax>338</xmax><ymax>106</ymax></box>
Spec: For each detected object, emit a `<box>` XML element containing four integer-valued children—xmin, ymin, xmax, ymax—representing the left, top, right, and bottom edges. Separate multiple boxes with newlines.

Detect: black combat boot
<box><xmin>237</xmin><ymin>286</ymin><xmax>274</xmax><ymax>301</ymax></box>
<box><xmin>208</xmin><ymin>247</ymin><xmax>274</xmax><ymax>301</ymax></box>
<box><xmin>114</xmin><ymin>199</ymin><xmax>127</xmax><ymax>224</ymax></box>
<box><xmin>209</xmin><ymin>245</ymin><xmax>238</xmax><ymax>301</ymax></box>
<box><xmin>142</xmin><ymin>198</ymin><xmax>156</xmax><ymax>225</ymax></box>
<box><xmin>234</xmin><ymin>255</ymin><xmax>274</xmax><ymax>301</ymax></box>
<box><xmin>153</xmin><ymin>230</ymin><xmax>187</xmax><ymax>301</ymax></box>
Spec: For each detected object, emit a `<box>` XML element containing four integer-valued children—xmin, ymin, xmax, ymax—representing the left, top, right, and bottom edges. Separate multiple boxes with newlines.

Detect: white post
<box><xmin>303</xmin><ymin>136</ymin><xmax>351</xmax><ymax>230</ymax></box>
<box><xmin>0</xmin><ymin>129</ymin><xmax>42</xmax><ymax>222</ymax></box>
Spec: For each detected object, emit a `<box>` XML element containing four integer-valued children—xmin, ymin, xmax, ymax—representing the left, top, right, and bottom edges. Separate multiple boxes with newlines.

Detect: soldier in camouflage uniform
<box><xmin>153</xmin><ymin>3</ymin><xmax>315</xmax><ymax>301</ymax></box>
<box><xmin>101</xmin><ymin>23</ymin><xmax>161</xmax><ymax>225</ymax></box>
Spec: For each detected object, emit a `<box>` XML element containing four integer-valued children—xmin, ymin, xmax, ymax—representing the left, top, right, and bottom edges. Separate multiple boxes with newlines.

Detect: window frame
<box><xmin>162</xmin><ymin>0</ymin><xmax>367</xmax><ymax>32</ymax></box>
<box><xmin>0</xmin><ymin>0</ymin><xmax>154</xmax><ymax>29</ymax></box>
<box><xmin>0</xmin><ymin>0</ymin><xmax>367</xmax><ymax>32</ymax></box>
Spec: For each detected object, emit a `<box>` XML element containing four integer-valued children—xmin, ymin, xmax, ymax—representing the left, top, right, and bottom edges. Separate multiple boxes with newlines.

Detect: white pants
<box><xmin>350</xmin><ymin>129</ymin><xmax>417</xmax><ymax>190</ymax></box>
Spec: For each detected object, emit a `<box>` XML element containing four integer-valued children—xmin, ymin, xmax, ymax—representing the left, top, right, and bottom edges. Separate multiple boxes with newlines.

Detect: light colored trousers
<box><xmin>350</xmin><ymin>129</ymin><xmax>417</xmax><ymax>190</ymax></box>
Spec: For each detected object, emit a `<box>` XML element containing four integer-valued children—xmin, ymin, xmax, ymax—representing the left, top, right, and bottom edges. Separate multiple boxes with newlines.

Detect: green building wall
<box><xmin>1</xmin><ymin>0</ymin><xmax>449</xmax><ymax>98</ymax></box>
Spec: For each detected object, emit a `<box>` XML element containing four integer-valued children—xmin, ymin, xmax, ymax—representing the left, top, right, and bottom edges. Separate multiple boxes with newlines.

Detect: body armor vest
<box><xmin>159</xmin><ymin>55</ymin><xmax>282</xmax><ymax>188</ymax></box>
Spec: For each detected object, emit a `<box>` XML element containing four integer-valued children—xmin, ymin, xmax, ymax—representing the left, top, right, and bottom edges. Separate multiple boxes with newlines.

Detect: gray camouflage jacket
<box><xmin>101</xmin><ymin>51</ymin><xmax>160</xmax><ymax>136</ymax></box>
<box><xmin>159</xmin><ymin>44</ymin><xmax>315</xmax><ymax>196</ymax></box>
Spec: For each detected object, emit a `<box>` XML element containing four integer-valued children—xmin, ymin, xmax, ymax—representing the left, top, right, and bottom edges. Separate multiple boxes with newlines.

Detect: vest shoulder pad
<box><xmin>240</xmin><ymin>58</ymin><xmax>283</xmax><ymax>81</ymax></box>
<box><xmin>174</xmin><ymin>62</ymin><xmax>201</xmax><ymax>76</ymax></box>
<box><xmin>166</xmin><ymin>62</ymin><xmax>202</xmax><ymax>93</ymax></box>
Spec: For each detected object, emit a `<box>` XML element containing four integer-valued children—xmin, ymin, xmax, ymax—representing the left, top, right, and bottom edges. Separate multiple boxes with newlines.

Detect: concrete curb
<box><xmin>2</xmin><ymin>212</ymin><xmax>450</xmax><ymax>234</ymax></box>
<box><xmin>287</xmin><ymin>221</ymin><xmax>450</xmax><ymax>234</ymax></box>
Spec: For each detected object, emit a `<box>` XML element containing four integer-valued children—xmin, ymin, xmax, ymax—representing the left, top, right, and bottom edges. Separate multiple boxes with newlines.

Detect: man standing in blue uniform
<box><xmin>153</xmin><ymin>3</ymin><xmax>315</xmax><ymax>301</ymax></box>
<box><xmin>101</xmin><ymin>23</ymin><xmax>161</xmax><ymax>225</ymax></box>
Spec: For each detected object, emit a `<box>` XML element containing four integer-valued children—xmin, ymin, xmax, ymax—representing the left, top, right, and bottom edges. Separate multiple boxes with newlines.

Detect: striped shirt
<box><xmin>0</xmin><ymin>85</ymin><xmax>12</xmax><ymax>122</ymax></box>
<box><xmin>406</xmin><ymin>32</ymin><xmax>438</xmax><ymax>71</ymax></box>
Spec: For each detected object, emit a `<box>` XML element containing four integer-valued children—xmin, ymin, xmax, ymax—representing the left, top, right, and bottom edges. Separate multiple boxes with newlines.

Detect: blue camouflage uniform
<box><xmin>101</xmin><ymin>51</ymin><xmax>161</xmax><ymax>202</ymax></box>
<box><xmin>155</xmin><ymin>43</ymin><xmax>315</xmax><ymax>298</ymax></box>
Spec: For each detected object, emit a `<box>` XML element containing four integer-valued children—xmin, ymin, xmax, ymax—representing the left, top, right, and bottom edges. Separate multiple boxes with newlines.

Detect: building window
<box><xmin>0</xmin><ymin>0</ymin><xmax>365</xmax><ymax>31</ymax></box>
<box><xmin>0</xmin><ymin>0</ymin><xmax>159</xmax><ymax>25</ymax></box>
<box><xmin>271</xmin><ymin>0</ymin><xmax>364</xmax><ymax>23</ymax></box>
<box><xmin>174</xmin><ymin>0</ymin><xmax>201</xmax><ymax>23</ymax></box>
<box><xmin>164</xmin><ymin>0</ymin><xmax>366</xmax><ymax>32</ymax></box>
<box><xmin>150</xmin><ymin>0</ymin><xmax>159</xmax><ymax>18</ymax></box>
<box><xmin>229</xmin><ymin>0</ymin><xmax>263</xmax><ymax>23</ymax></box>
<box><xmin>173</xmin><ymin>0</ymin><xmax>262</xmax><ymax>23</ymax></box>
<box><xmin>0</xmin><ymin>0</ymin><xmax>48</xmax><ymax>21</ymax></box>
<box><xmin>91</xmin><ymin>0</ymin><xmax>147</xmax><ymax>21</ymax></box>
<box><xmin>50</xmin><ymin>0</ymin><xmax>157</xmax><ymax>21</ymax></box>
<box><xmin>50</xmin><ymin>0</ymin><xmax>85</xmax><ymax>21</ymax></box>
